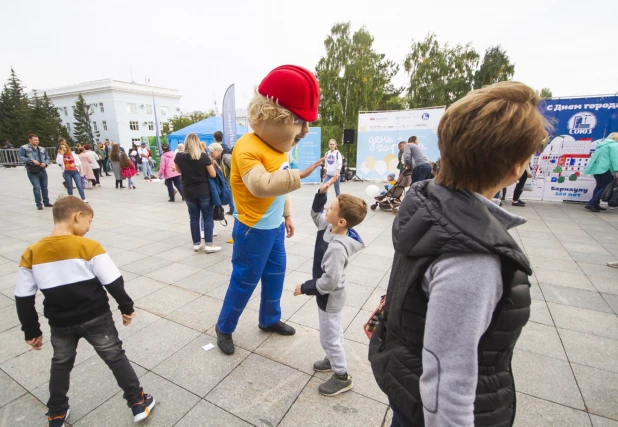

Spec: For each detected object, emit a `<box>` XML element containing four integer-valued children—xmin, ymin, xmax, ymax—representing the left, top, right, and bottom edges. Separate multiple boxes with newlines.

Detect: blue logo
<box><xmin>422</xmin><ymin>113</ymin><xmax>430</xmax><ymax>120</ymax></box>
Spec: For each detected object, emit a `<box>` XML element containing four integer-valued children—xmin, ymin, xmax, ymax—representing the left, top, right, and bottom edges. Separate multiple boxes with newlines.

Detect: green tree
<box><xmin>0</xmin><ymin>67</ymin><xmax>31</xmax><ymax>146</ymax></box>
<box><xmin>314</xmin><ymin>22</ymin><xmax>402</xmax><ymax>166</ymax></box>
<box><xmin>72</xmin><ymin>94</ymin><xmax>95</xmax><ymax>144</ymax></box>
<box><xmin>473</xmin><ymin>45</ymin><xmax>515</xmax><ymax>89</ymax></box>
<box><xmin>404</xmin><ymin>33</ymin><xmax>480</xmax><ymax>108</ymax></box>
<box><xmin>536</xmin><ymin>88</ymin><xmax>553</xmax><ymax>100</ymax></box>
<box><xmin>161</xmin><ymin>110</ymin><xmax>215</xmax><ymax>135</ymax></box>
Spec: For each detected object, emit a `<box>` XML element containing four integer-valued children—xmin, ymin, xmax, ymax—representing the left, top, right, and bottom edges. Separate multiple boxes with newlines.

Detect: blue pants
<box><xmin>27</xmin><ymin>170</ymin><xmax>50</xmax><ymax>207</ymax></box>
<box><xmin>324</xmin><ymin>174</ymin><xmax>341</xmax><ymax>196</ymax></box>
<box><xmin>217</xmin><ymin>221</ymin><xmax>286</xmax><ymax>334</ymax></box>
<box><xmin>412</xmin><ymin>163</ymin><xmax>432</xmax><ymax>183</ymax></box>
<box><xmin>588</xmin><ymin>170</ymin><xmax>614</xmax><ymax>208</ymax></box>
<box><xmin>64</xmin><ymin>170</ymin><xmax>86</xmax><ymax>200</ymax></box>
<box><xmin>185</xmin><ymin>194</ymin><xmax>214</xmax><ymax>244</ymax></box>
<box><xmin>141</xmin><ymin>160</ymin><xmax>153</xmax><ymax>177</ymax></box>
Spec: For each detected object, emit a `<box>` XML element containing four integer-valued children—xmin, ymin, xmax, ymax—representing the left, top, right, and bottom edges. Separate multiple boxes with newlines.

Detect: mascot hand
<box><xmin>300</xmin><ymin>157</ymin><xmax>326</xmax><ymax>179</ymax></box>
<box><xmin>284</xmin><ymin>216</ymin><xmax>295</xmax><ymax>238</ymax></box>
<box><xmin>319</xmin><ymin>175</ymin><xmax>338</xmax><ymax>194</ymax></box>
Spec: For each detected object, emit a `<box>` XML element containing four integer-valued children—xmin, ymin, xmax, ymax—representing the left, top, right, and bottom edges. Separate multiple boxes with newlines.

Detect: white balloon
<box><xmin>366</xmin><ymin>185</ymin><xmax>381</xmax><ymax>198</ymax></box>
<box><xmin>360</xmin><ymin>162</ymin><xmax>370</xmax><ymax>176</ymax></box>
<box><xmin>374</xmin><ymin>160</ymin><xmax>387</xmax><ymax>177</ymax></box>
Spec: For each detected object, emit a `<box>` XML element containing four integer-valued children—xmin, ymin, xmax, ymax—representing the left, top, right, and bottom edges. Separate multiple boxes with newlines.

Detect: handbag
<box><xmin>26</xmin><ymin>163</ymin><xmax>44</xmax><ymax>174</ymax></box>
<box><xmin>364</xmin><ymin>294</ymin><xmax>386</xmax><ymax>339</ymax></box>
<box><xmin>608</xmin><ymin>181</ymin><xmax>618</xmax><ymax>208</ymax></box>
<box><xmin>523</xmin><ymin>182</ymin><xmax>533</xmax><ymax>192</ymax></box>
<box><xmin>213</xmin><ymin>205</ymin><xmax>228</xmax><ymax>226</ymax></box>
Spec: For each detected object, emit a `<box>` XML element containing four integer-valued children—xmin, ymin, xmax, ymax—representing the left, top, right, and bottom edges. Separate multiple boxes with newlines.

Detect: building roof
<box><xmin>33</xmin><ymin>79</ymin><xmax>181</xmax><ymax>99</ymax></box>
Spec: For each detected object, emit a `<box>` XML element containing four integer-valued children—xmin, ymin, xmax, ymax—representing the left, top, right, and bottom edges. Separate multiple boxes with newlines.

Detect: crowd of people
<box><xmin>10</xmin><ymin>66</ymin><xmax>618</xmax><ymax>427</ymax></box>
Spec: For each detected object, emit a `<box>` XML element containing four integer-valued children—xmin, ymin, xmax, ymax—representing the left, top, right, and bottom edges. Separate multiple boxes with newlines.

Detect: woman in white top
<box><xmin>323</xmin><ymin>139</ymin><xmax>343</xmax><ymax>196</ymax></box>
<box><xmin>84</xmin><ymin>144</ymin><xmax>101</xmax><ymax>186</ymax></box>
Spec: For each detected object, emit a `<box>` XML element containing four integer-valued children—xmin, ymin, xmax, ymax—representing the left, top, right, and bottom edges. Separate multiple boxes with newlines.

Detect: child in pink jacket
<box><xmin>158</xmin><ymin>143</ymin><xmax>184</xmax><ymax>202</ymax></box>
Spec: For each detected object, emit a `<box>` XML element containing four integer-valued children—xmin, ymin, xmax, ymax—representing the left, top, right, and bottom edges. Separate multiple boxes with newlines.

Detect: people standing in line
<box><xmin>103</xmin><ymin>141</ymin><xmax>111</xmax><ymax>176</ymax></box>
<box><xmin>174</xmin><ymin>143</ymin><xmax>184</xmax><ymax>154</ymax></box>
<box><xmin>56</xmin><ymin>139</ymin><xmax>87</xmax><ymax>202</ymax></box>
<box><xmin>109</xmin><ymin>144</ymin><xmax>125</xmax><ymax>189</ymax></box>
<box><xmin>129</xmin><ymin>144</ymin><xmax>140</xmax><ymax>176</ymax></box>
<box><xmin>396</xmin><ymin>141</ymin><xmax>406</xmax><ymax>174</ymax></box>
<box><xmin>95</xmin><ymin>143</ymin><xmax>107</xmax><ymax>174</ymax></box>
<box><xmin>369</xmin><ymin>81</ymin><xmax>545</xmax><ymax>427</ymax></box>
<box><xmin>207</xmin><ymin>143</ymin><xmax>234</xmax><ymax>214</ymax></box>
<box><xmin>173</xmin><ymin>133</ymin><xmax>221</xmax><ymax>253</ymax></box>
<box><xmin>18</xmin><ymin>134</ymin><xmax>52</xmax><ymax>210</ymax></box>
<box><xmin>84</xmin><ymin>144</ymin><xmax>101</xmax><ymax>187</ymax></box>
<box><xmin>14</xmin><ymin>196</ymin><xmax>155</xmax><ymax>425</ymax></box>
<box><xmin>158</xmin><ymin>143</ymin><xmax>183</xmax><ymax>202</ymax></box>
<box><xmin>512</xmin><ymin>161</ymin><xmax>533</xmax><ymax>207</ymax></box>
<box><xmin>294</xmin><ymin>176</ymin><xmax>367</xmax><ymax>396</ymax></box>
<box><xmin>213</xmin><ymin>130</ymin><xmax>232</xmax><ymax>155</ymax></box>
<box><xmin>120</xmin><ymin>152</ymin><xmax>137</xmax><ymax>189</ymax></box>
<box><xmin>76</xmin><ymin>147</ymin><xmax>96</xmax><ymax>189</ymax></box>
<box><xmin>138</xmin><ymin>142</ymin><xmax>154</xmax><ymax>179</ymax></box>
<box><xmin>584</xmin><ymin>132</ymin><xmax>618</xmax><ymax>213</ymax></box>
<box><xmin>404</xmin><ymin>135</ymin><xmax>433</xmax><ymax>183</ymax></box>
<box><xmin>323</xmin><ymin>139</ymin><xmax>343</xmax><ymax>197</ymax></box>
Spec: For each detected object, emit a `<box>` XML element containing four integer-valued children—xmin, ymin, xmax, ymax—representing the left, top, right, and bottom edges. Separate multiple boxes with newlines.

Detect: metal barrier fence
<box><xmin>0</xmin><ymin>148</ymin><xmax>58</xmax><ymax>167</ymax></box>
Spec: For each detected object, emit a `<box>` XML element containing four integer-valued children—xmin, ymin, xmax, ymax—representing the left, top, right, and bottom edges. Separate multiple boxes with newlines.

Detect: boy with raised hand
<box><xmin>294</xmin><ymin>176</ymin><xmax>367</xmax><ymax>396</ymax></box>
<box><xmin>14</xmin><ymin>196</ymin><xmax>155</xmax><ymax>427</ymax></box>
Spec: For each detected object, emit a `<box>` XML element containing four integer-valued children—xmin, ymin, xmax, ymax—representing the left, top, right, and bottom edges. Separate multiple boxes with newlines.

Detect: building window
<box><xmin>161</xmin><ymin>106</ymin><xmax>168</xmax><ymax>116</ymax></box>
<box><xmin>66</xmin><ymin>123</ymin><xmax>71</xmax><ymax>132</ymax></box>
<box><xmin>88</xmin><ymin>105</ymin><xmax>95</xmax><ymax>115</ymax></box>
<box><xmin>92</xmin><ymin>121</ymin><xmax>98</xmax><ymax>132</ymax></box>
<box><xmin>100</xmin><ymin>103</ymin><xmax>104</xmax><ymax>113</ymax></box>
<box><xmin>146</xmin><ymin>104</ymin><xmax>153</xmax><ymax>114</ymax></box>
<box><xmin>102</xmin><ymin>120</ymin><xmax>107</xmax><ymax>131</ymax></box>
<box><xmin>63</xmin><ymin>107</ymin><xmax>68</xmax><ymax>116</ymax></box>
<box><xmin>131</xmin><ymin>138</ymin><xmax>141</xmax><ymax>145</ymax></box>
<box><xmin>129</xmin><ymin>121</ymin><xmax>139</xmax><ymax>131</ymax></box>
<box><xmin>127</xmin><ymin>103</ymin><xmax>137</xmax><ymax>114</ymax></box>
<box><xmin>147</xmin><ymin>121</ymin><xmax>154</xmax><ymax>131</ymax></box>
<box><xmin>71</xmin><ymin>106</ymin><xmax>75</xmax><ymax>113</ymax></box>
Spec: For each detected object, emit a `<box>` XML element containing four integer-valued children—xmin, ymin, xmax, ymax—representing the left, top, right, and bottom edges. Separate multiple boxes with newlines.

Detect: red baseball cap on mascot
<box><xmin>258</xmin><ymin>65</ymin><xmax>320</xmax><ymax>122</ymax></box>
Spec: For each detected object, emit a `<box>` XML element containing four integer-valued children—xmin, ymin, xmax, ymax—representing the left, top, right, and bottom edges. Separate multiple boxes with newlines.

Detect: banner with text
<box><xmin>513</xmin><ymin>96</ymin><xmax>618</xmax><ymax>202</ymax></box>
<box><xmin>288</xmin><ymin>127</ymin><xmax>321</xmax><ymax>184</ymax></box>
<box><xmin>356</xmin><ymin>108</ymin><xmax>445</xmax><ymax>180</ymax></box>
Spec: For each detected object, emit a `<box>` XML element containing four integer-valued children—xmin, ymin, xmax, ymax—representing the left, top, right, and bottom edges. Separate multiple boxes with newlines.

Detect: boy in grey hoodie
<box><xmin>294</xmin><ymin>176</ymin><xmax>367</xmax><ymax>396</ymax></box>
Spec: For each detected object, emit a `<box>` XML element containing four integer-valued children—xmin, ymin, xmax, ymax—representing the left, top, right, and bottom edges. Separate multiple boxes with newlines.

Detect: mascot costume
<box><xmin>215</xmin><ymin>65</ymin><xmax>323</xmax><ymax>355</ymax></box>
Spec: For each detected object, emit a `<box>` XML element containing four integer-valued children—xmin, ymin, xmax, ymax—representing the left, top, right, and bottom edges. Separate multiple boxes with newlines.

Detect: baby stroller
<box><xmin>370</xmin><ymin>170</ymin><xmax>412</xmax><ymax>214</ymax></box>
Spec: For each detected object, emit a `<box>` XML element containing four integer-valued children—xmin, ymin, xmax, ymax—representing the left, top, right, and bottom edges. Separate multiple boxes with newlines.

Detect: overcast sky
<box><xmin>2</xmin><ymin>0</ymin><xmax>617</xmax><ymax>113</ymax></box>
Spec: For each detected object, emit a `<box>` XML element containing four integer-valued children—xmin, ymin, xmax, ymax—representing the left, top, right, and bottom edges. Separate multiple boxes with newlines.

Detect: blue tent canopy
<box><xmin>167</xmin><ymin>116</ymin><xmax>247</xmax><ymax>150</ymax></box>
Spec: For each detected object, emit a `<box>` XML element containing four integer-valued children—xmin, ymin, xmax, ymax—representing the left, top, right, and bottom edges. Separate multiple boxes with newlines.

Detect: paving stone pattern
<box><xmin>0</xmin><ymin>167</ymin><xmax>617</xmax><ymax>426</ymax></box>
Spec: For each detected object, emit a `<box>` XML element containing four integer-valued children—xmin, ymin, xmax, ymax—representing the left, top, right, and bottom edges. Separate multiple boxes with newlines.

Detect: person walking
<box><xmin>138</xmin><ymin>142</ymin><xmax>154</xmax><ymax>179</ymax></box>
<box><xmin>103</xmin><ymin>141</ymin><xmax>111</xmax><ymax>176</ymax></box>
<box><xmin>129</xmin><ymin>144</ymin><xmax>140</xmax><ymax>176</ymax></box>
<box><xmin>207</xmin><ymin>143</ymin><xmax>233</xmax><ymax>214</ymax></box>
<box><xmin>110</xmin><ymin>143</ymin><xmax>125</xmax><ymax>189</ymax></box>
<box><xmin>511</xmin><ymin>161</ymin><xmax>533</xmax><ymax>207</ymax></box>
<box><xmin>584</xmin><ymin>133</ymin><xmax>618</xmax><ymax>212</ymax></box>
<box><xmin>56</xmin><ymin>139</ymin><xmax>87</xmax><ymax>202</ymax></box>
<box><xmin>174</xmin><ymin>133</ymin><xmax>221</xmax><ymax>253</ymax></box>
<box><xmin>158</xmin><ymin>143</ymin><xmax>183</xmax><ymax>202</ymax></box>
<box><xmin>120</xmin><ymin>152</ymin><xmax>137</xmax><ymax>189</ymax></box>
<box><xmin>323</xmin><ymin>139</ymin><xmax>343</xmax><ymax>197</ymax></box>
<box><xmin>18</xmin><ymin>134</ymin><xmax>53</xmax><ymax>210</ymax></box>
<box><xmin>84</xmin><ymin>144</ymin><xmax>101</xmax><ymax>186</ymax></box>
<box><xmin>404</xmin><ymin>135</ymin><xmax>433</xmax><ymax>183</ymax></box>
<box><xmin>95</xmin><ymin>143</ymin><xmax>107</xmax><ymax>175</ymax></box>
<box><xmin>77</xmin><ymin>147</ymin><xmax>96</xmax><ymax>189</ymax></box>
<box><xmin>369</xmin><ymin>82</ymin><xmax>544</xmax><ymax>426</ymax></box>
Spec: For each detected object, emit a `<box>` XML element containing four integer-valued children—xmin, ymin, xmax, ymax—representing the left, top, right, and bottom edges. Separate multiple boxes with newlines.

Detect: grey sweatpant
<box><xmin>318</xmin><ymin>308</ymin><xmax>347</xmax><ymax>375</ymax></box>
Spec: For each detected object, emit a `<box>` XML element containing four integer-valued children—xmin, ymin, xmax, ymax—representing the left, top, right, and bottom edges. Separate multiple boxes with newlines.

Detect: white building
<box><xmin>36</xmin><ymin>79</ymin><xmax>181</xmax><ymax>149</ymax></box>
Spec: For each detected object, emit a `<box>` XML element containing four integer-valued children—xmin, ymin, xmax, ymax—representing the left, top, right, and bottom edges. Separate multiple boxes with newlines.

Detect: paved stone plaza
<box><xmin>0</xmin><ymin>166</ymin><xmax>617</xmax><ymax>427</ymax></box>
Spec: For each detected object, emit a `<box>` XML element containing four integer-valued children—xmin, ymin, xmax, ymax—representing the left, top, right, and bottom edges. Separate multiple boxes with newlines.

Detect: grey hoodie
<box><xmin>301</xmin><ymin>191</ymin><xmax>365</xmax><ymax>312</ymax></box>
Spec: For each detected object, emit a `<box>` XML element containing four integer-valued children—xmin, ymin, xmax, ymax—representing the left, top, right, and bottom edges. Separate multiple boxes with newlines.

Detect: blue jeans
<box><xmin>389</xmin><ymin>399</ymin><xmax>412</xmax><ymax>427</ymax></box>
<box><xmin>324</xmin><ymin>174</ymin><xmax>341</xmax><ymax>196</ymax></box>
<box><xmin>185</xmin><ymin>194</ymin><xmax>214</xmax><ymax>244</ymax></box>
<box><xmin>588</xmin><ymin>170</ymin><xmax>614</xmax><ymax>207</ymax></box>
<box><xmin>217</xmin><ymin>221</ymin><xmax>286</xmax><ymax>334</ymax></box>
<box><xmin>63</xmin><ymin>170</ymin><xmax>86</xmax><ymax>200</ymax></box>
<box><xmin>412</xmin><ymin>163</ymin><xmax>432</xmax><ymax>183</ymax></box>
<box><xmin>141</xmin><ymin>160</ymin><xmax>153</xmax><ymax>177</ymax></box>
<box><xmin>228</xmin><ymin>196</ymin><xmax>235</xmax><ymax>214</ymax></box>
<box><xmin>27</xmin><ymin>170</ymin><xmax>50</xmax><ymax>207</ymax></box>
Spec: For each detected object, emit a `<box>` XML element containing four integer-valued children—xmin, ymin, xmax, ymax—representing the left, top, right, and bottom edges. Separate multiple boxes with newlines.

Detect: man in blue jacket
<box><xmin>18</xmin><ymin>134</ymin><xmax>53</xmax><ymax>210</ymax></box>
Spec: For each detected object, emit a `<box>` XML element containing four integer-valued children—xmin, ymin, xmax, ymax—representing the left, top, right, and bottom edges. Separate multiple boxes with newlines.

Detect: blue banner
<box><xmin>289</xmin><ymin>127</ymin><xmax>321</xmax><ymax>184</ymax></box>
<box><xmin>542</xmin><ymin>96</ymin><xmax>618</xmax><ymax>141</ymax></box>
<box><xmin>222</xmin><ymin>85</ymin><xmax>238</xmax><ymax>147</ymax></box>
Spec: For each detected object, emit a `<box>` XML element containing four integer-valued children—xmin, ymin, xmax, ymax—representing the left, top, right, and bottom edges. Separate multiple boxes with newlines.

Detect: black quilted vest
<box><xmin>369</xmin><ymin>181</ymin><xmax>532</xmax><ymax>427</ymax></box>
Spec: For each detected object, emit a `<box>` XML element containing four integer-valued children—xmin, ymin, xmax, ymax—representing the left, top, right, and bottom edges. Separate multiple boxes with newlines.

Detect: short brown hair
<box><xmin>52</xmin><ymin>196</ymin><xmax>93</xmax><ymax>223</ymax></box>
<box><xmin>337</xmin><ymin>194</ymin><xmax>368</xmax><ymax>228</ymax></box>
<box><xmin>213</xmin><ymin>131</ymin><xmax>223</xmax><ymax>142</ymax></box>
<box><xmin>28</xmin><ymin>134</ymin><xmax>38</xmax><ymax>140</ymax></box>
<box><xmin>408</xmin><ymin>136</ymin><xmax>417</xmax><ymax>143</ymax></box>
<box><xmin>435</xmin><ymin>81</ymin><xmax>547</xmax><ymax>192</ymax></box>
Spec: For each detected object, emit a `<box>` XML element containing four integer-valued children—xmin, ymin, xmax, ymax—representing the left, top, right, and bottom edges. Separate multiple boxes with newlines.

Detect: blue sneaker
<box><xmin>47</xmin><ymin>409</ymin><xmax>69</xmax><ymax>427</ymax></box>
<box><xmin>131</xmin><ymin>392</ymin><xmax>155</xmax><ymax>422</ymax></box>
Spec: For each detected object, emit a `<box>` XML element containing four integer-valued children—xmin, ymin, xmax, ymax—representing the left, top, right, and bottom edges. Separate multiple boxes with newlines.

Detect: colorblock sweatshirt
<box><xmin>301</xmin><ymin>191</ymin><xmax>364</xmax><ymax>312</ymax></box>
<box><xmin>15</xmin><ymin>235</ymin><xmax>134</xmax><ymax>340</ymax></box>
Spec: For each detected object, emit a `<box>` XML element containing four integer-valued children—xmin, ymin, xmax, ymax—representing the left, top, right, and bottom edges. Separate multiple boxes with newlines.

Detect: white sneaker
<box><xmin>204</xmin><ymin>245</ymin><xmax>222</xmax><ymax>253</ymax></box>
<box><xmin>213</xmin><ymin>231</ymin><xmax>218</xmax><ymax>236</ymax></box>
<box><xmin>200</xmin><ymin>230</ymin><xmax>204</xmax><ymax>239</ymax></box>
<box><xmin>83</xmin><ymin>199</ymin><xmax>89</xmax><ymax>204</ymax></box>
<box><xmin>193</xmin><ymin>244</ymin><xmax>203</xmax><ymax>252</ymax></box>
